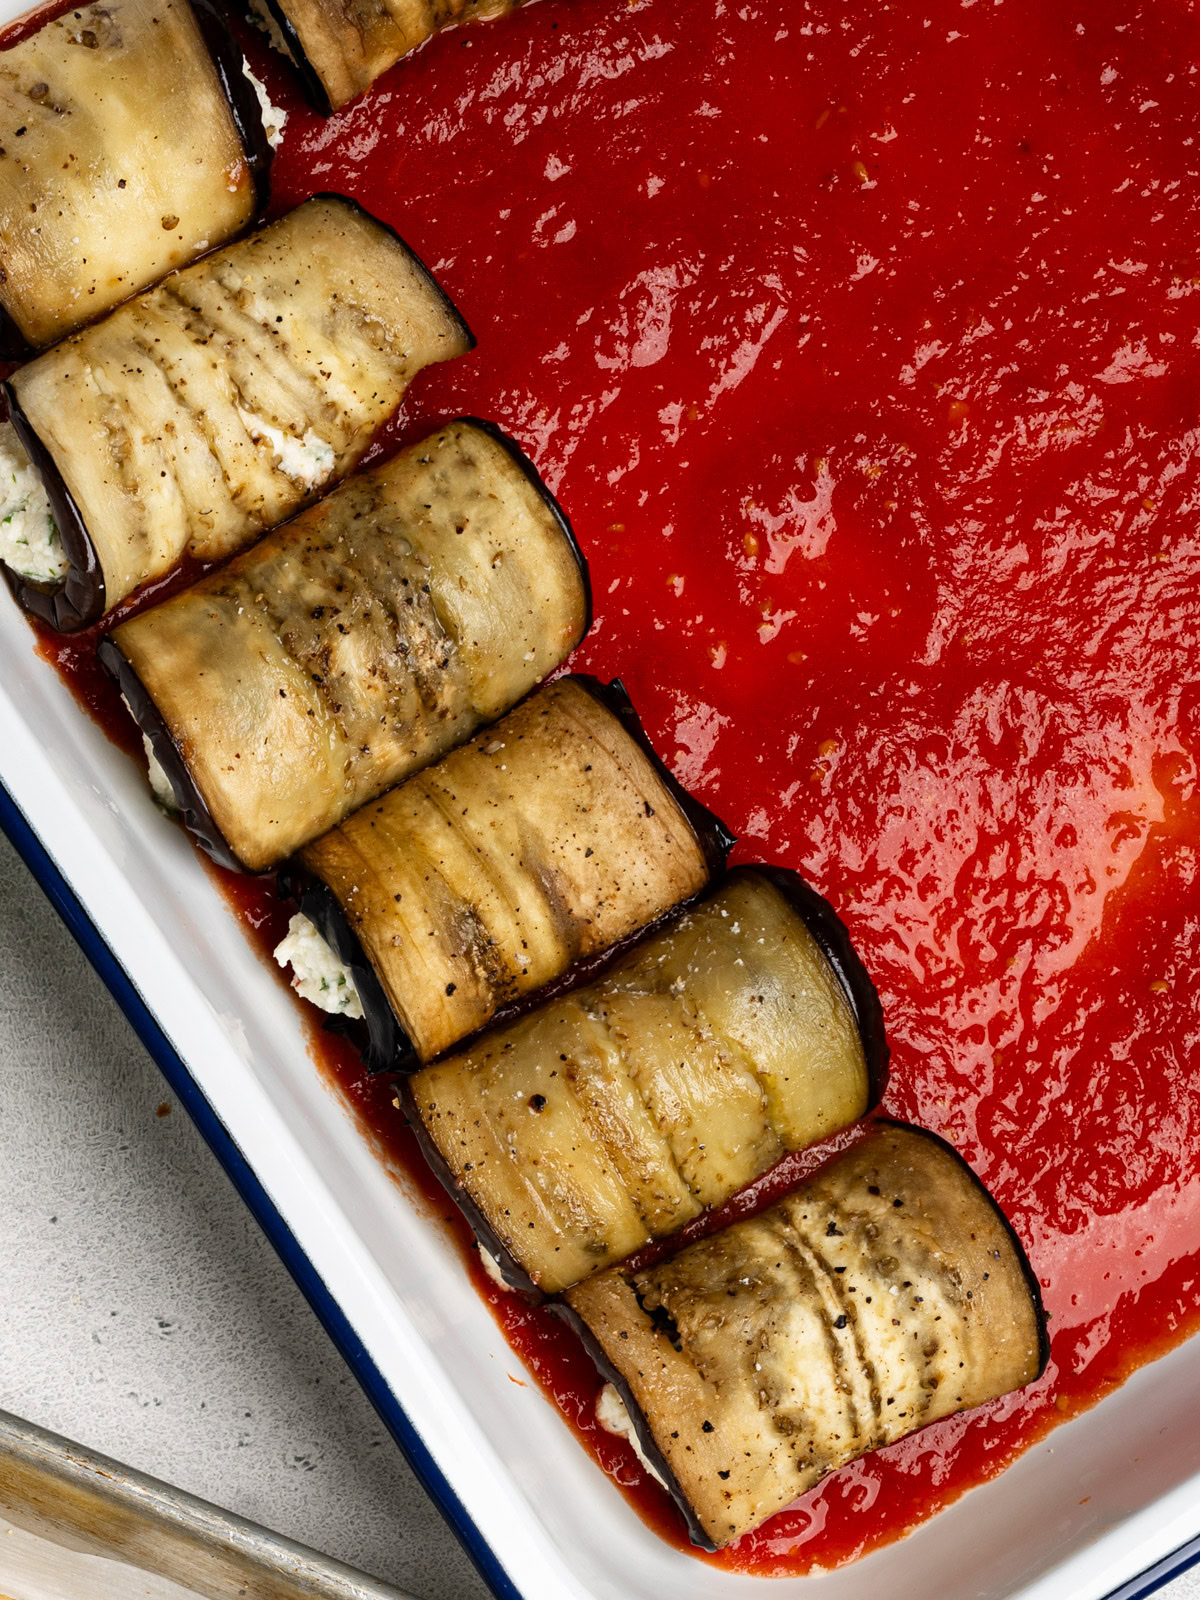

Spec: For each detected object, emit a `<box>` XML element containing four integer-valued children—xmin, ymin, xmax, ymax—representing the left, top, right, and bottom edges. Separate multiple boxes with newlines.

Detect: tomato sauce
<box><xmin>23</xmin><ymin>0</ymin><xmax>1200</xmax><ymax>1576</ymax></box>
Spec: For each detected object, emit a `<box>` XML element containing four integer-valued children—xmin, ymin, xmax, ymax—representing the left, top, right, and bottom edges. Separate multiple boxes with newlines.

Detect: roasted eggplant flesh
<box><xmin>109</xmin><ymin>418</ymin><xmax>588</xmax><ymax>873</ymax></box>
<box><xmin>261</xmin><ymin>0</ymin><xmax>527</xmax><ymax>114</ymax></box>
<box><xmin>4</xmin><ymin>194</ymin><xmax>473</xmax><ymax>624</ymax></box>
<box><xmin>565</xmin><ymin>1122</ymin><xmax>1048</xmax><ymax>1550</ymax></box>
<box><xmin>412</xmin><ymin>868</ymin><xmax>879</xmax><ymax>1293</ymax></box>
<box><xmin>0</xmin><ymin>0</ymin><xmax>267</xmax><ymax>353</ymax></box>
<box><xmin>297</xmin><ymin>674</ymin><xmax>724</xmax><ymax>1064</ymax></box>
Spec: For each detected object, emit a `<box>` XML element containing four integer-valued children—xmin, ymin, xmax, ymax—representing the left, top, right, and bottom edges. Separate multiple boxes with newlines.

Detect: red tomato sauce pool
<box><xmin>25</xmin><ymin>0</ymin><xmax>1200</xmax><ymax>1576</ymax></box>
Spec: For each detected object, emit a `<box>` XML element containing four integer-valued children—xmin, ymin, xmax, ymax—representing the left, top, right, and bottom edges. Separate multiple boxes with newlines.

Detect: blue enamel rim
<box><xmin>2</xmin><ymin>771</ymin><xmax>1196</xmax><ymax>1600</ymax></box>
<box><xmin>1105</xmin><ymin>1540</ymin><xmax>1200</xmax><ymax>1600</ymax></box>
<box><xmin>0</xmin><ymin>778</ymin><xmax>521</xmax><ymax>1600</ymax></box>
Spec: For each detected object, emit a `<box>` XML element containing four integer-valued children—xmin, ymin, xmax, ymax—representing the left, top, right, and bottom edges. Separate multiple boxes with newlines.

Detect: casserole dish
<box><xmin>3</xmin><ymin>0</ymin><xmax>1199</xmax><ymax>1593</ymax></box>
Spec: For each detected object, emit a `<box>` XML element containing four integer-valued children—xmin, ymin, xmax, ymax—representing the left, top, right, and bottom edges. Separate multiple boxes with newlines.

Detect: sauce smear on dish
<box><xmin>27</xmin><ymin>0</ymin><xmax>1200</xmax><ymax>1574</ymax></box>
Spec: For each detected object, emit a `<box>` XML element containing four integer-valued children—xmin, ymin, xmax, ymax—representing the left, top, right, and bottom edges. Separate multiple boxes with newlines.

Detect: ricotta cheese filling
<box><xmin>241</xmin><ymin>62</ymin><xmax>288</xmax><ymax>150</ymax></box>
<box><xmin>274</xmin><ymin>913</ymin><xmax>364</xmax><ymax>1019</ymax></box>
<box><xmin>0</xmin><ymin>421</ymin><xmax>67</xmax><ymax>583</ymax></box>
<box><xmin>144</xmin><ymin>736</ymin><xmax>179</xmax><ymax>811</ymax></box>
<box><xmin>236</xmin><ymin>407</ymin><xmax>335</xmax><ymax>491</ymax></box>
<box><xmin>595</xmin><ymin>1384</ymin><xmax>668</xmax><ymax>1489</ymax></box>
<box><xmin>121</xmin><ymin>693</ymin><xmax>181</xmax><ymax>811</ymax></box>
<box><xmin>478</xmin><ymin>1245</ymin><xmax>513</xmax><ymax>1291</ymax></box>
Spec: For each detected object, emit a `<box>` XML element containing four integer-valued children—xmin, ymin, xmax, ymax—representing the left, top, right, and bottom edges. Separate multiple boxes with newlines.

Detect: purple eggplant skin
<box><xmin>1</xmin><ymin>384</ymin><xmax>105</xmax><ymax>631</ymax></box>
<box><xmin>752</xmin><ymin>865</ymin><xmax>890</xmax><ymax>1110</ymax></box>
<box><xmin>97</xmin><ymin>637</ymin><xmax>243</xmax><ymax>870</ymax></box>
<box><xmin>249</xmin><ymin>0</ymin><xmax>334</xmax><ymax>115</ymax></box>
<box><xmin>547</xmin><ymin>1299</ymin><xmax>717</xmax><ymax>1550</ymax></box>
<box><xmin>190</xmin><ymin>0</ymin><xmax>275</xmax><ymax>215</ymax></box>
<box><xmin>0</xmin><ymin>303</ymin><xmax>33</xmax><ymax>364</ymax></box>
<box><xmin>458</xmin><ymin>415</ymin><xmax>592</xmax><ymax>637</ymax></box>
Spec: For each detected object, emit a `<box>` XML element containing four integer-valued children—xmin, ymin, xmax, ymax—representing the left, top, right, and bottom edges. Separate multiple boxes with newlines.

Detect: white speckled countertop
<box><xmin>1</xmin><ymin>824</ymin><xmax>1198</xmax><ymax>1600</ymax></box>
<box><xmin>0</xmin><ymin>829</ymin><xmax>489</xmax><ymax>1600</ymax></box>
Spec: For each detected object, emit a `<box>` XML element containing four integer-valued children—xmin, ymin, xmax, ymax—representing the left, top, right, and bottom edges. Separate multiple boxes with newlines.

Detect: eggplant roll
<box><xmin>102</xmin><ymin>418</ymin><xmax>589</xmax><ymax>872</ymax></box>
<box><xmin>564</xmin><ymin>1121</ymin><xmax>1048</xmax><ymax>1550</ymax></box>
<box><xmin>0</xmin><ymin>0</ymin><xmax>273</xmax><ymax>355</ymax></box>
<box><xmin>254</xmin><ymin>0</ymin><xmax>526</xmax><ymax>115</ymax></box>
<box><xmin>2</xmin><ymin>194</ymin><xmax>473</xmax><ymax>630</ymax></box>
<box><xmin>284</xmin><ymin>674</ymin><xmax>732</xmax><ymax>1066</ymax></box>
<box><xmin>409</xmin><ymin>868</ymin><xmax>888</xmax><ymax>1295</ymax></box>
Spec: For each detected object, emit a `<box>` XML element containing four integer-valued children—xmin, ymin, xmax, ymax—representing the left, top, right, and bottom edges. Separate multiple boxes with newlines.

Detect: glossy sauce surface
<box><xmin>23</xmin><ymin>0</ymin><xmax>1200</xmax><ymax>1576</ymax></box>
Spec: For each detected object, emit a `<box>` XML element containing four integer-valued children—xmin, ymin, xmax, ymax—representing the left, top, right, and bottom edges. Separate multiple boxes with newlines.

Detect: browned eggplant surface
<box><xmin>105</xmin><ymin>418</ymin><xmax>589</xmax><ymax>872</ymax></box>
<box><xmin>4</xmin><ymin>195</ymin><xmax>472</xmax><ymax>627</ymax></box>
<box><xmin>411</xmin><ymin>868</ymin><xmax>885</xmax><ymax>1294</ymax></box>
<box><xmin>0</xmin><ymin>0</ymin><xmax>270</xmax><ymax>353</ymax></box>
<box><xmin>255</xmin><ymin>0</ymin><xmax>526</xmax><ymax>114</ymax></box>
<box><xmin>294</xmin><ymin>674</ymin><xmax>729</xmax><ymax>1064</ymax></box>
<box><xmin>565</xmin><ymin>1121</ymin><xmax>1048</xmax><ymax>1550</ymax></box>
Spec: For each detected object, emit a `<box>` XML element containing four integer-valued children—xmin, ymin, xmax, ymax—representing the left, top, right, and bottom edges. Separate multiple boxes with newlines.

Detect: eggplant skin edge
<box><xmin>397</xmin><ymin>1074</ymin><xmax>543</xmax><ymax>1296</ymax></box>
<box><xmin>2</xmin><ymin>383</ymin><xmax>106</xmax><ymax>631</ymax></box>
<box><xmin>254</xmin><ymin>0</ymin><xmax>334</xmax><ymax>115</ymax></box>
<box><xmin>191</xmin><ymin>0</ymin><xmax>275</xmax><ymax>216</ymax></box>
<box><xmin>0</xmin><ymin>0</ymin><xmax>273</xmax><ymax>362</ymax></box>
<box><xmin>102</xmin><ymin>641</ymin><xmax>420</xmax><ymax>1062</ymax></box>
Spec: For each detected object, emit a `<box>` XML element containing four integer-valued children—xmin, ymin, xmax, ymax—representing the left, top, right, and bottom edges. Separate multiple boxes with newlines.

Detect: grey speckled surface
<box><xmin>0</xmin><ymin>829</ymin><xmax>490</xmax><ymax>1600</ymax></box>
<box><xmin>3</xmin><ymin>822</ymin><xmax>1200</xmax><ymax>1600</ymax></box>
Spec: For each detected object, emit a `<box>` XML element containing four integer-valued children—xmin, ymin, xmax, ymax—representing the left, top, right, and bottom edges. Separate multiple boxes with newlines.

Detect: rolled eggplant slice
<box><xmin>408</xmin><ymin>867</ymin><xmax>888</xmax><ymax>1295</ymax></box>
<box><xmin>285</xmin><ymin>674</ymin><xmax>733</xmax><ymax>1067</ymax></box>
<box><xmin>2</xmin><ymin>194</ymin><xmax>474</xmax><ymax>630</ymax></box>
<box><xmin>563</xmin><ymin>1121</ymin><xmax>1049</xmax><ymax>1551</ymax></box>
<box><xmin>0</xmin><ymin>0</ymin><xmax>273</xmax><ymax>357</ymax></box>
<box><xmin>101</xmin><ymin>418</ymin><xmax>589</xmax><ymax>872</ymax></box>
<box><xmin>253</xmin><ymin>0</ymin><xmax>527</xmax><ymax>115</ymax></box>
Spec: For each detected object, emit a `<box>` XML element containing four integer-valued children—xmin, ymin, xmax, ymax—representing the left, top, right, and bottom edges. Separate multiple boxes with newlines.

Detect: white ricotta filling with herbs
<box><xmin>241</xmin><ymin>62</ymin><xmax>288</xmax><ymax>150</ymax></box>
<box><xmin>237</xmin><ymin>408</ymin><xmax>334</xmax><ymax>490</ymax></box>
<box><xmin>478</xmin><ymin>1246</ymin><xmax>513</xmax><ymax>1291</ymax></box>
<box><xmin>0</xmin><ymin>421</ymin><xmax>67</xmax><ymax>583</ymax></box>
<box><xmin>144</xmin><ymin>736</ymin><xmax>179</xmax><ymax>811</ymax></box>
<box><xmin>595</xmin><ymin>1384</ymin><xmax>667</xmax><ymax>1489</ymax></box>
<box><xmin>121</xmin><ymin>693</ymin><xmax>181</xmax><ymax>811</ymax></box>
<box><xmin>274</xmin><ymin>913</ymin><xmax>364</xmax><ymax>1019</ymax></box>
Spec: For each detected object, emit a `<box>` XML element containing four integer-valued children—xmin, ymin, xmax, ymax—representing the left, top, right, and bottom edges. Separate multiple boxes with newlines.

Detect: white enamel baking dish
<box><xmin>2</xmin><ymin>22</ymin><xmax>1200</xmax><ymax>1600</ymax></box>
